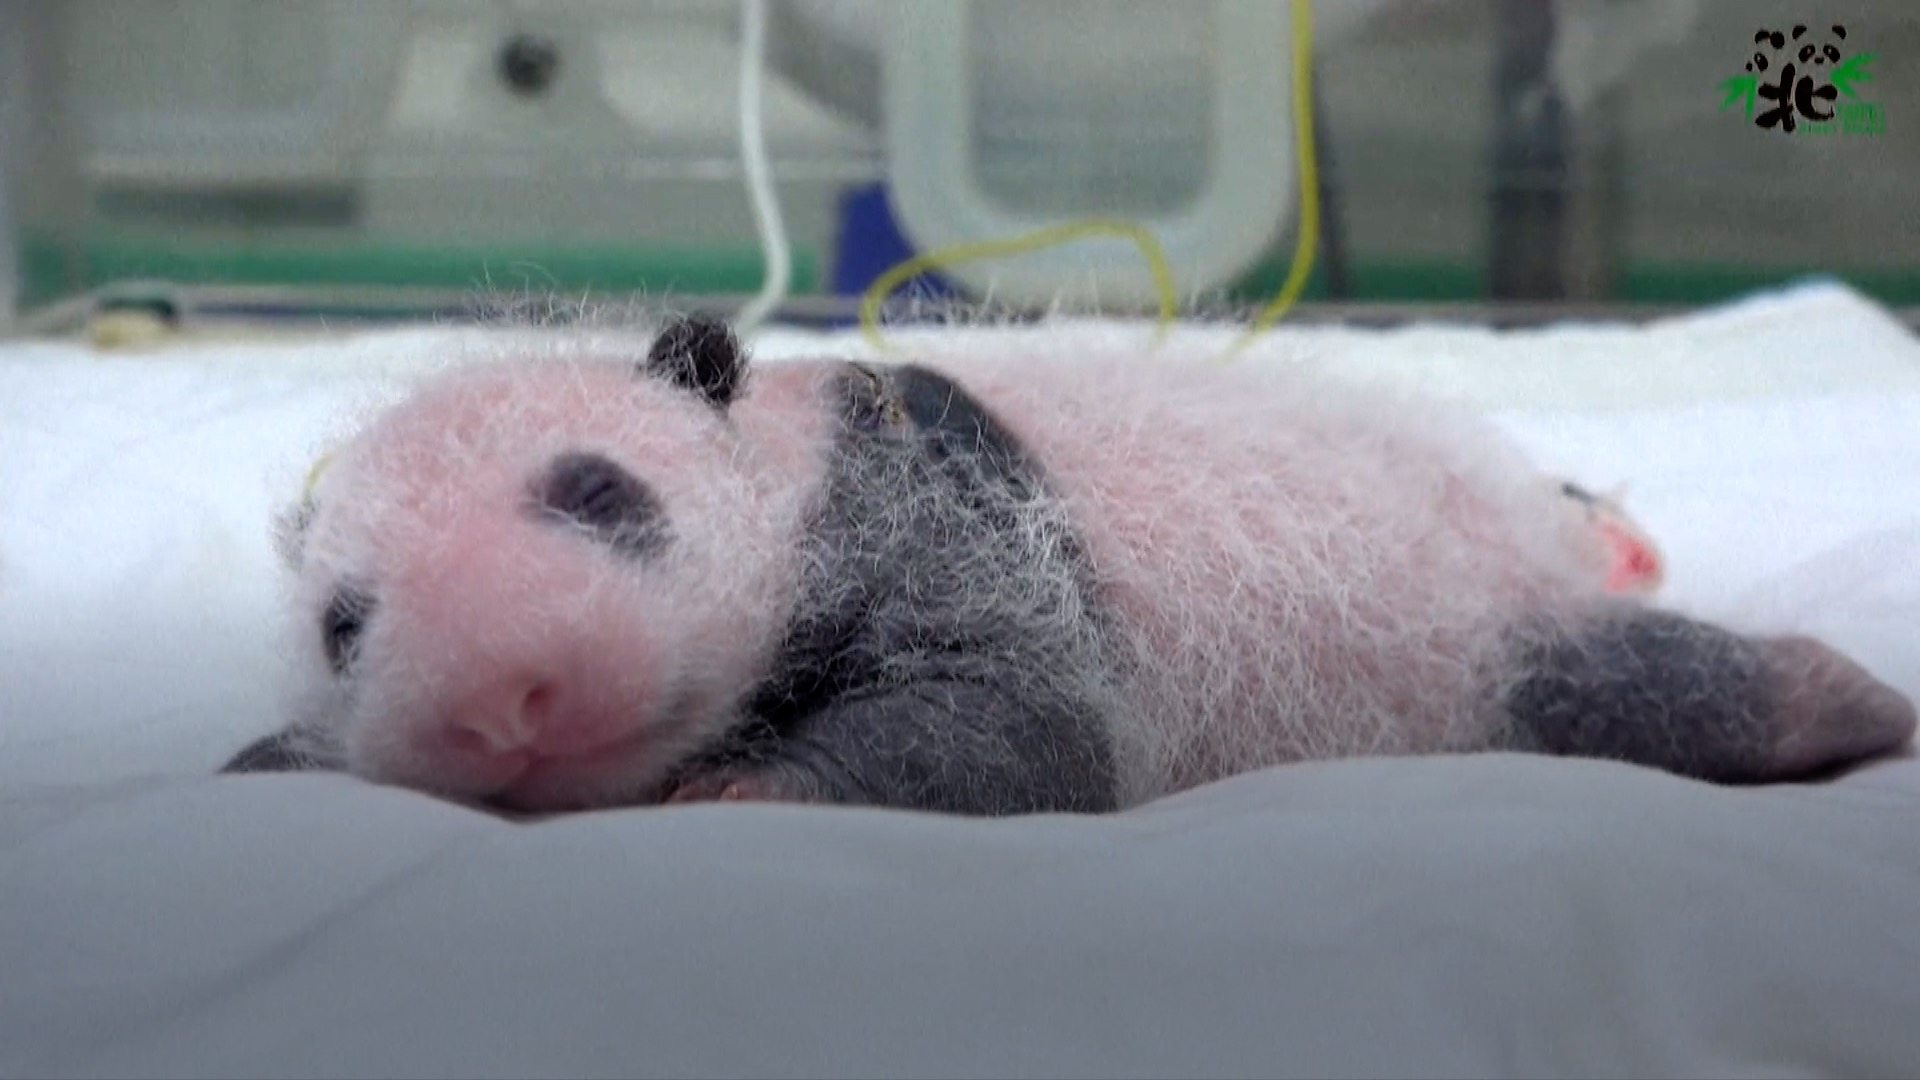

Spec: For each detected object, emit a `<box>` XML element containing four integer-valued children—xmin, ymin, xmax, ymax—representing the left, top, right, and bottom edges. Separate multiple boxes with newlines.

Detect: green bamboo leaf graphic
<box><xmin>1719</xmin><ymin>74</ymin><xmax>1759</xmax><ymax>119</ymax></box>
<box><xmin>1830</xmin><ymin>53</ymin><xmax>1876</xmax><ymax>99</ymax></box>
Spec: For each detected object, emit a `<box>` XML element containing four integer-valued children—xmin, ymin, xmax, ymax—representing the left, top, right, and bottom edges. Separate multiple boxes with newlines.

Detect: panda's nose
<box><xmin>442</xmin><ymin>674</ymin><xmax>561</xmax><ymax>758</ymax></box>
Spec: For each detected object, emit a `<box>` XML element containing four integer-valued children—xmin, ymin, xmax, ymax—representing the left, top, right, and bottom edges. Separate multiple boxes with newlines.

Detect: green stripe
<box><xmin>22</xmin><ymin>233</ymin><xmax>1920</xmax><ymax>312</ymax></box>
<box><xmin>1227</xmin><ymin>257</ymin><xmax>1488</xmax><ymax>303</ymax></box>
<box><xmin>21</xmin><ymin>234</ymin><xmax>820</xmax><ymax>304</ymax></box>
<box><xmin>1619</xmin><ymin>265</ymin><xmax>1920</xmax><ymax>306</ymax></box>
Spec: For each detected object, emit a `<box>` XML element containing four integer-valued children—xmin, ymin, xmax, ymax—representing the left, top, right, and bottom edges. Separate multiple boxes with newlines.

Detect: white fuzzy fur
<box><xmin>281</xmin><ymin>342</ymin><xmax>838</xmax><ymax>806</ymax></box>
<box><xmin>279</xmin><ymin>322</ymin><xmax>1628</xmax><ymax>809</ymax></box>
<box><xmin>899</xmin><ymin>344</ymin><xmax>1611</xmax><ymax>803</ymax></box>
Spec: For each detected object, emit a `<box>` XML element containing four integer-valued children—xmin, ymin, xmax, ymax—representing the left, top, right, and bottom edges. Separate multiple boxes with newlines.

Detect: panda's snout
<box><xmin>424</xmin><ymin>657</ymin><xmax>645</xmax><ymax>786</ymax></box>
<box><xmin>441</xmin><ymin>672</ymin><xmax>560</xmax><ymax>758</ymax></box>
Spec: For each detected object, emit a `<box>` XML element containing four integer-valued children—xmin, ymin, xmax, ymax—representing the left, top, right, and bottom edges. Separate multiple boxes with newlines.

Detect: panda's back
<box><xmin>925</xmin><ymin>348</ymin><xmax>1604</xmax><ymax>796</ymax></box>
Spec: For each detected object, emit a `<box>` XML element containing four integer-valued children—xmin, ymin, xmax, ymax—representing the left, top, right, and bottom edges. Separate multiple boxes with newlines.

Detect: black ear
<box><xmin>645</xmin><ymin>313</ymin><xmax>747</xmax><ymax>408</ymax></box>
<box><xmin>1833</xmin><ymin>24</ymin><xmax>1847</xmax><ymax>39</ymax></box>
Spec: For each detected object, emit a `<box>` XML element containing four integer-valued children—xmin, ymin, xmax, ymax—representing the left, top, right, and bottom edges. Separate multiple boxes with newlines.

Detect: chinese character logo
<box><xmin>1720</xmin><ymin>24</ymin><xmax>1881</xmax><ymax>136</ymax></box>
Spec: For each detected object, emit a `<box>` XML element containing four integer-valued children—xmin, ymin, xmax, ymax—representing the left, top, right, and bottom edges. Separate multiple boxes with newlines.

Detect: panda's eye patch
<box><xmin>534</xmin><ymin>451</ymin><xmax>669</xmax><ymax>558</ymax></box>
<box><xmin>323</xmin><ymin>586</ymin><xmax>375</xmax><ymax>674</ymax></box>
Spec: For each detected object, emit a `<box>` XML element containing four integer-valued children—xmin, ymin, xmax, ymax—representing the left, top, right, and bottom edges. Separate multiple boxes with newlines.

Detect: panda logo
<box><xmin>1746</xmin><ymin>24</ymin><xmax>1846</xmax><ymax>74</ymax></box>
<box><xmin>1794</xmin><ymin>23</ymin><xmax>1847</xmax><ymax>70</ymax></box>
<box><xmin>1747</xmin><ymin>24</ymin><xmax>1849</xmax><ymax>131</ymax></box>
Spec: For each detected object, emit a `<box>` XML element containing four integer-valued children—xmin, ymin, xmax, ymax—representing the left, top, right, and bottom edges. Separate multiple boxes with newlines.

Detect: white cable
<box><xmin>734</xmin><ymin>0</ymin><xmax>791</xmax><ymax>334</ymax></box>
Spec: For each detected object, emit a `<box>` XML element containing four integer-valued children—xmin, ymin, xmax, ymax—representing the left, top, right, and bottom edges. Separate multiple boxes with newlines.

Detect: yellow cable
<box><xmin>858</xmin><ymin>219</ymin><xmax>1177</xmax><ymax>355</ymax></box>
<box><xmin>859</xmin><ymin>0</ymin><xmax>1319</xmax><ymax>362</ymax></box>
<box><xmin>299</xmin><ymin>8</ymin><xmax>1316</xmax><ymax>503</ymax></box>
<box><xmin>302</xmin><ymin>6</ymin><xmax>1318</xmax><ymax>497</ymax></box>
<box><xmin>1223</xmin><ymin>0</ymin><xmax>1318</xmax><ymax>360</ymax></box>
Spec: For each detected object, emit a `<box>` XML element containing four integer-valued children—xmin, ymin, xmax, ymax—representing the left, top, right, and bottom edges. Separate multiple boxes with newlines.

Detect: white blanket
<box><xmin>3</xmin><ymin>283</ymin><xmax>1918</xmax><ymax>1079</ymax></box>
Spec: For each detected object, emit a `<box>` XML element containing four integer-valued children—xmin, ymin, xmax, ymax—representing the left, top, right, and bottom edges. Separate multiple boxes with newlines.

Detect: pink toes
<box><xmin>1761</xmin><ymin>636</ymin><xmax>1917</xmax><ymax>777</ymax></box>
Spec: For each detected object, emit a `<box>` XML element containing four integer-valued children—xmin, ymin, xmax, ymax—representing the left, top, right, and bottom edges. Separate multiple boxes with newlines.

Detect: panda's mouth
<box><xmin>478</xmin><ymin>684</ymin><xmax>707</xmax><ymax>812</ymax></box>
<box><xmin>483</xmin><ymin>740</ymin><xmax>651</xmax><ymax>812</ymax></box>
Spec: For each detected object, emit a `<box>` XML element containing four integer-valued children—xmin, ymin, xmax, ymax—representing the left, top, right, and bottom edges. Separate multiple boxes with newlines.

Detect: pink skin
<box><xmin>1596</xmin><ymin>517</ymin><xmax>1664</xmax><ymax>594</ymax></box>
<box><xmin>283</xmin><ymin>334</ymin><xmax>1909</xmax><ymax>812</ymax></box>
<box><xmin>287</xmin><ymin>343</ymin><xmax>1681</xmax><ymax>811</ymax></box>
<box><xmin>926</xmin><ymin>353</ymin><xmax>1612</xmax><ymax>790</ymax></box>
<box><xmin>1763</xmin><ymin>636</ymin><xmax>1919</xmax><ymax>776</ymax></box>
<box><xmin>660</xmin><ymin>771</ymin><xmax>777</xmax><ymax>804</ymax></box>
<box><xmin>288</xmin><ymin>354</ymin><xmax>839</xmax><ymax>811</ymax></box>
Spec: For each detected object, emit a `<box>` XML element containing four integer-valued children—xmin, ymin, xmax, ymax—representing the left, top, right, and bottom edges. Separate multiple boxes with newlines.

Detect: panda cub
<box><xmin>225</xmin><ymin>315</ymin><xmax>1916</xmax><ymax>814</ymax></box>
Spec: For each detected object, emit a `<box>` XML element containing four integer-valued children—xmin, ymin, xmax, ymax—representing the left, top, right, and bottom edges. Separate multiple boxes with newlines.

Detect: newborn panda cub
<box><xmin>225</xmin><ymin>316</ymin><xmax>1917</xmax><ymax>814</ymax></box>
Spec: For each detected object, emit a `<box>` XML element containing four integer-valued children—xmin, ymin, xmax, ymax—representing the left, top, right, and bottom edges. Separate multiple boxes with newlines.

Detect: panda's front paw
<box><xmin>660</xmin><ymin>756</ymin><xmax>845</xmax><ymax>807</ymax></box>
<box><xmin>661</xmin><ymin>768</ymin><xmax>776</xmax><ymax>804</ymax></box>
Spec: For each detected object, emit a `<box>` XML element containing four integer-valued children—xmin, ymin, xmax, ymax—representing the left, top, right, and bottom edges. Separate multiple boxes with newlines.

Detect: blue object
<box><xmin>830</xmin><ymin>183</ymin><xmax>960</xmax><ymax>321</ymax></box>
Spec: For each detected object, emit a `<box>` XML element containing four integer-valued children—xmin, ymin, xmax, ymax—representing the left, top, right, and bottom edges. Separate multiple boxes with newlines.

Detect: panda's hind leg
<box><xmin>1499</xmin><ymin>602</ymin><xmax>1915</xmax><ymax>783</ymax></box>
